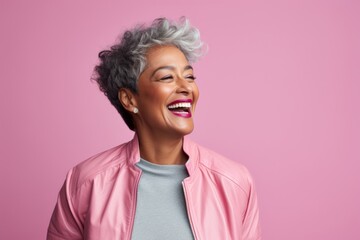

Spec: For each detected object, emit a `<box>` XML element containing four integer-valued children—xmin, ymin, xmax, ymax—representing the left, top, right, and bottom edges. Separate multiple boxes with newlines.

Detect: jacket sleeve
<box><xmin>47</xmin><ymin>169</ymin><xmax>83</xmax><ymax>240</ymax></box>
<box><xmin>241</xmin><ymin>174</ymin><xmax>261</xmax><ymax>240</ymax></box>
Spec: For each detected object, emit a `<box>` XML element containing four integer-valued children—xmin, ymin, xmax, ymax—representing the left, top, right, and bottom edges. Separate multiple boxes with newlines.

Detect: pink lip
<box><xmin>171</xmin><ymin>111</ymin><xmax>192</xmax><ymax>118</ymax></box>
<box><xmin>167</xmin><ymin>99</ymin><xmax>193</xmax><ymax>106</ymax></box>
<box><xmin>167</xmin><ymin>99</ymin><xmax>193</xmax><ymax>118</ymax></box>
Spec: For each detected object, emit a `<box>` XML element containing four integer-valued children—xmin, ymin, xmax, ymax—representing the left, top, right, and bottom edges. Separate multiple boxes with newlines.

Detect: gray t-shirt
<box><xmin>131</xmin><ymin>159</ymin><xmax>194</xmax><ymax>240</ymax></box>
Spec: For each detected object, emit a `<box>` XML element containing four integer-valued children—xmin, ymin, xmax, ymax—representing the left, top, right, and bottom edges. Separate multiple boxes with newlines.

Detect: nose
<box><xmin>176</xmin><ymin>77</ymin><xmax>193</xmax><ymax>95</ymax></box>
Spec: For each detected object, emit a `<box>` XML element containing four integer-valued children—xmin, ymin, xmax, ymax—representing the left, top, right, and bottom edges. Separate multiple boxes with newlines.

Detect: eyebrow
<box><xmin>150</xmin><ymin>65</ymin><xmax>193</xmax><ymax>78</ymax></box>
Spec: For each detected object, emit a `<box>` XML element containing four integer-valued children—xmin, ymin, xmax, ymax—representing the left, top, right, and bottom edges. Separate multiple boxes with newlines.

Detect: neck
<box><xmin>136</xmin><ymin>131</ymin><xmax>187</xmax><ymax>165</ymax></box>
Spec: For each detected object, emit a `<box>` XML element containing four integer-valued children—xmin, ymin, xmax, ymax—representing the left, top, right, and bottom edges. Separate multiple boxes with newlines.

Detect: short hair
<box><xmin>93</xmin><ymin>17</ymin><xmax>204</xmax><ymax>130</ymax></box>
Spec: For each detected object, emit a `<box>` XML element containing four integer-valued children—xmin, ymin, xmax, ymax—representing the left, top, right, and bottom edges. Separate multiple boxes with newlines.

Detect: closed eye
<box><xmin>186</xmin><ymin>75</ymin><xmax>196</xmax><ymax>80</ymax></box>
<box><xmin>160</xmin><ymin>75</ymin><xmax>173</xmax><ymax>80</ymax></box>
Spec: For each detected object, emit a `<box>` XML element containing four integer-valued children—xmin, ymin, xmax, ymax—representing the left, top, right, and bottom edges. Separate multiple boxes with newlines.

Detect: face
<box><xmin>133</xmin><ymin>45</ymin><xmax>199</xmax><ymax>138</ymax></box>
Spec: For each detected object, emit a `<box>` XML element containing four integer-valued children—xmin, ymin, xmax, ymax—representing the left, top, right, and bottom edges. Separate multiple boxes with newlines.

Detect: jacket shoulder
<box><xmin>195</xmin><ymin>143</ymin><xmax>254</xmax><ymax>193</ymax></box>
<box><xmin>68</xmin><ymin>141</ymin><xmax>130</xmax><ymax>190</ymax></box>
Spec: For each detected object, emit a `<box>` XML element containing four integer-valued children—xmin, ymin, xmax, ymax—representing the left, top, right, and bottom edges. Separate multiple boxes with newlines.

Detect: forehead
<box><xmin>145</xmin><ymin>45</ymin><xmax>189</xmax><ymax>68</ymax></box>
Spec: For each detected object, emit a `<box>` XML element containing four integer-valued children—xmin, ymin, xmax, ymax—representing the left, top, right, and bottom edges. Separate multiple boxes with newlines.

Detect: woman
<box><xmin>47</xmin><ymin>17</ymin><xmax>261</xmax><ymax>240</ymax></box>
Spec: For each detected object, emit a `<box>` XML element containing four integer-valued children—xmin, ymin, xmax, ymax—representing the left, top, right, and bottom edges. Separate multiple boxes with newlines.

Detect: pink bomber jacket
<box><xmin>47</xmin><ymin>135</ymin><xmax>261</xmax><ymax>239</ymax></box>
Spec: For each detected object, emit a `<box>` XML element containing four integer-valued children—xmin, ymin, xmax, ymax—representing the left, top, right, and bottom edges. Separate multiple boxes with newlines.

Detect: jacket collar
<box><xmin>183</xmin><ymin>135</ymin><xmax>199</xmax><ymax>177</ymax></box>
<box><xmin>126</xmin><ymin>134</ymin><xmax>199</xmax><ymax>177</ymax></box>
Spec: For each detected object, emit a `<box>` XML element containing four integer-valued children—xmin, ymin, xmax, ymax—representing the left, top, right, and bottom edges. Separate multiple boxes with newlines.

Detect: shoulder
<box><xmin>191</xmin><ymin>141</ymin><xmax>255</xmax><ymax>193</ymax></box>
<box><xmin>66</xmin><ymin>140</ymin><xmax>132</xmax><ymax>191</ymax></box>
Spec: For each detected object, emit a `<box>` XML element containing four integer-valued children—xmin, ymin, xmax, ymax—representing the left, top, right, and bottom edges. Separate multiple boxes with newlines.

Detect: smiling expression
<box><xmin>133</xmin><ymin>45</ymin><xmax>199</xmax><ymax>138</ymax></box>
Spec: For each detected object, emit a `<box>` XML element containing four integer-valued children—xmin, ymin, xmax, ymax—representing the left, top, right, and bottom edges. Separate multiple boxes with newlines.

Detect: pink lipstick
<box><xmin>167</xmin><ymin>99</ymin><xmax>193</xmax><ymax>118</ymax></box>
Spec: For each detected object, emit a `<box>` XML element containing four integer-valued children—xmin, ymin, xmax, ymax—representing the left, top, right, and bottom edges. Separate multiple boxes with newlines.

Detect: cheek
<box><xmin>154</xmin><ymin>86</ymin><xmax>173</xmax><ymax>101</ymax></box>
<box><xmin>141</xmin><ymin>85</ymin><xmax>173</xmax><ymax>105</ymax></box>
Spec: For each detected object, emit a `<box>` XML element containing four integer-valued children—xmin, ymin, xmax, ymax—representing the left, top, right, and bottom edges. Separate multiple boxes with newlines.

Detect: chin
<box><xmin>175</xmin><ymin>125</ymin><xmax>194</xmax><ymax>137</ymax></box>
<box><xmin>163</xmin><ymin>118</ymin><xmax>195</xmax><ymax>137</ymax></box>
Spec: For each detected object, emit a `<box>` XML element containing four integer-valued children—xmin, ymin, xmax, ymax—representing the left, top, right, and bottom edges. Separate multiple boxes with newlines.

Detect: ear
<box><xmin>118</xmin><ymin>88</ymin><xmax>138</xmax><ymax>112</ymax></box>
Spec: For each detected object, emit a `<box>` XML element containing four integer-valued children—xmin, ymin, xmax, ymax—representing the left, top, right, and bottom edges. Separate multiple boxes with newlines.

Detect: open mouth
<box><xmin>167</xmin><ymin>101</ymin><xmax>192</xmax><ymax>118</ymax></box>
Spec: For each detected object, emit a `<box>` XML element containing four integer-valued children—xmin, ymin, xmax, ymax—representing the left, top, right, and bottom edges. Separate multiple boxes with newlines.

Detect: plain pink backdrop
<box><xmin>1</xmin><ymin>0</ymin><xmax>359</xmax><ymax>239</ymax></box>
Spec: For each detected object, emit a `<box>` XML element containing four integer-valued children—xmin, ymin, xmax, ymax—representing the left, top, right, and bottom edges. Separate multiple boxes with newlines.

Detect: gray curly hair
<box><xmin>94</xmin><ymin>17</ymin><xmax>204</xmax><ymax>130</ymax></box>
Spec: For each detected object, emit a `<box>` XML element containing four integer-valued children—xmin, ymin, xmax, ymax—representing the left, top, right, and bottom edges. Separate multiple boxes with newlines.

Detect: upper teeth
<box><xmin>168</xmin><ymin>102</ymin><xmax>191</xmax><ymax>109</ymax></box>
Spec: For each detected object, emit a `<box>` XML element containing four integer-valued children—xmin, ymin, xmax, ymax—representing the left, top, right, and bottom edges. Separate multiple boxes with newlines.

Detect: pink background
<box><xmin>1</xmin><ymin>0</ymin><xmax>359</xmax><ymax>239</ymax></box>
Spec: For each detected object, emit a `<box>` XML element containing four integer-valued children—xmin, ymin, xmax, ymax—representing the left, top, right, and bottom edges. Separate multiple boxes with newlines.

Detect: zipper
<box><xmin>182</xmin><ymin>181</ymin><xmax>198</xmax><ymax>240</ymax></box>
<box><xmin>127</xmin><ymin>171</ymin><xmax>142</xmax><ymax>240</ymax></box>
